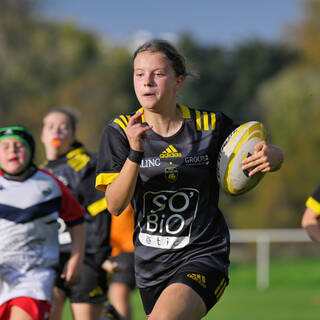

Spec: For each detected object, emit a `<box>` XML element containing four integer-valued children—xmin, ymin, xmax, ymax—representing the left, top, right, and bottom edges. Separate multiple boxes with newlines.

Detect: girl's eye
<box><xmin>0</xmin><ymin>144</ymin><xmax>8</xmax><ymax>150</ymax></box>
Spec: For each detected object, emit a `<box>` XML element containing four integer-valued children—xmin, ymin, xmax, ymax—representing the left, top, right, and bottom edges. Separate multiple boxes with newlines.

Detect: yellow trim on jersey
<box><xmin>114</xmin><ymin>118</ymin><xmax>127</xmax><ymax>131</ymax></box>
<box><xmin>214</xmin><ymin>278</ymin><xmax>226</xmax><ymax>295</ymax></box>
<box><xmin>89</xmin><ymin>286</ymin><xmax>104</xmax><ymax>297</ymax></box>
<box><xmin>66</xmin><ymin>147</ymin><xmax>90</xmax><ymax>172</ymax></box>
<box><xmin>95</xmin><ymin>172</ymin><xmax>119</xmax><ymax>192</ymax></box>
<box><xmin>113</xmin><ymin>105</ymin><xmax>220</xmax><ymax>133</ymax></box>
<box><xmin>306</xmin><ymin>196</ymin><xmax>320</xmax><ymax>215</ymax></box>
<box><xmin>136</xmin><ymin>107</ymin><xmax>146</xmax><ymax>122</ymax></box>
<box><xmin>195</xmin><ymin>110</ymin><xmax>201</xmax><ymax>130</ymax></box>
<box><xmin>178</xmin><ymin>104</ymin><xmax>191</xmax><ymax>119</ymax></box>
<box><xmin>203</xmin><ymin>112</ymin><xmax>209</xmax><ymax>130</ymax></box>
<box><xmin>68</xmin><ymin>155</ymin><xmax>90</xmax><ymax>172</ymax></box>
<box><xmin>193</xmin><ymin>108</ymin><xmax>217</xmax><ymax>131</ymax></box>
<box><xmin>211</xmin><ymin>112</ymin><xmax>216</xmax><ymax>130</ymax></box>
<box><xmin>66</xmin><ymin>147</ymin><xmax>85</xmax><ymax>159</ymax></box>
<box><xmin>87</xmin><ymin>197</ymin><xmax>108</xmax><ymax>216</ymax></box>
<box><xmin>119</xmin><ymin>115</ymin><xmax>128</xmax><ymax>126</ymax></box>
<box><xmin>216</xmin><ymin>280</ymin><xmax>227</xmax><ymax>299</ymax></box>
<box><xmin>214</xmin><ymin>277</ymin><xmax>227</xmax><ymax>300</ymax></box>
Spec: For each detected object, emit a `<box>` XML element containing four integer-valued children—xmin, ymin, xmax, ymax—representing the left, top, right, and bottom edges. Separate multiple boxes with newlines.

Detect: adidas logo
<box><xmin>160</xmin><ymin>145</ymin><xmax>182</xmax><ymax>158</ymax></box>
<box><xmin>187</xmin><ymin>273</ymin><xmax>206</xmax><ymax>288</ymax></box>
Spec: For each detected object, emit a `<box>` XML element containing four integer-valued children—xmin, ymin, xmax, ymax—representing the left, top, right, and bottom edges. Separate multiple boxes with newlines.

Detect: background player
<box><xmin>0</xmin><ymin>126</ymin><xmax>85</xmax><ymax>320</ymax></box>
<box><xmin>41</xmin><ymin>107</ymin><xmax>111</xmax><ymax>320</ymax></box>
<box><xmin>95</xmin><ymin>39</ymin><xmax>284</xmax><ymax>320</ymax></box>
<box><xmin>302</xmin><ymin>183</ymin><xmax>320</xmax><ymax>242</ymax></box>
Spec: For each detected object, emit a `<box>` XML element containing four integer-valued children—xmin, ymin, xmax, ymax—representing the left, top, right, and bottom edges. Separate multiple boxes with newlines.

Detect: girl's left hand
<box><xmin>241</xmin><ymin>141</ymin><xmax>284</xmax><ymax>176</ymax></box>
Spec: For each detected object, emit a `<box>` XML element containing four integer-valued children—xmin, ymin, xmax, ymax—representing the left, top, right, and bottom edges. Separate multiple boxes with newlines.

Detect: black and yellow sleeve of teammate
<box><xmin>306</xmin><ymin>183</ymin><xmax>320</xmax><ymax>215</ymax></box>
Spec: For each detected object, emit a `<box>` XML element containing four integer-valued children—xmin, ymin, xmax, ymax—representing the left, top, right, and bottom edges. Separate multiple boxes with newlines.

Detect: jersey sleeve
<box><xmin>95</xmin><ymin>124</ymin><xmax>130</xmax><ymax>192</ymax></box>
<box><xmin>306</xmin><ymin>183</ymin><xmax>320</xmax><ymax>215</ymax></box>
<box><xmin>217</xmin><ymin>112</ymin><xmax>239</xmax><ymax>148</ymax></box>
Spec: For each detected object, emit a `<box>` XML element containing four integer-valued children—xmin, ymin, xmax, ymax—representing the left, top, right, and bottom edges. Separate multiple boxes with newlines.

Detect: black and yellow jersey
<box><xmin>42</xmin><ymin>141</ymin><xmax>111</xmax><ymax>267</ymax></box>
<box><xmin>96</xmin><ymin>104</ymin><xmax>237</xmax><ymax>288</ymax></box>
<box><xmin>306</xmin><ymin>183</ymin><xmax>320</xmax><ymax>215</ymax></box>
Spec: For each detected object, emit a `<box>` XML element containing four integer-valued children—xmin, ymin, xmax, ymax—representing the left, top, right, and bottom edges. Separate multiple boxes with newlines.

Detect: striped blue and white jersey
<box><xmin>0</xmin><ymin>168</ymin><xmax>84</xmax><ymax>305</ymax></box>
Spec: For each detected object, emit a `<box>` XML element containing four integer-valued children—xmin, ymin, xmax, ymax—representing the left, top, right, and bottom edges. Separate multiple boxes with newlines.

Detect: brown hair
<box><xmin>133</xmin><ymin>39</ymin><xmax>187</xmax><ymax>77</ymax></box>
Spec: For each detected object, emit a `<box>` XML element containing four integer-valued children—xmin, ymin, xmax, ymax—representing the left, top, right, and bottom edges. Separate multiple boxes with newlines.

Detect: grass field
<box><xmin>63</xmin><ymin>257</ymin><xmax>320</xmax><ymax>319</ymax></box>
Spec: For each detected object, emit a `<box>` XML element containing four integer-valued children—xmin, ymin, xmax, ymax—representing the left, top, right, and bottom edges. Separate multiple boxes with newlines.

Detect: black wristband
<box><xmin>128</xmin><ymin>149</ymin><xmax>144</xmax><ymax>164</ymax></box>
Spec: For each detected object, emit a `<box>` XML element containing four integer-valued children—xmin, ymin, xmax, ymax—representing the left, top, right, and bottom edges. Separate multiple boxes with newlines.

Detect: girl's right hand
<box><xmin>125</xmin><ymin>111</ymin><xmax>152</xmax><ymax>151</ymax></box>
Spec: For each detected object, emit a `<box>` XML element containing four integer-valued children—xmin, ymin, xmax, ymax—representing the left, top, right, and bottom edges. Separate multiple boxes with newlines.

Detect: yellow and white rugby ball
<box><xmin>217</xmin><ymin>121</ymin><xmax>268</xmax><ymax>196</ymax></box>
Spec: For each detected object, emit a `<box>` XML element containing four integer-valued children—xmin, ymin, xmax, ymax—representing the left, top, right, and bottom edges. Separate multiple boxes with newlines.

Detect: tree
<box><xmin>292</xmin><ymin>0</ymin><xmax>320</xmax><ymax>69</ymax></box>
<box><xmin>177</xmin><ymin>34</ymin><xmax>297</xmax><ymax>123</ymax></box>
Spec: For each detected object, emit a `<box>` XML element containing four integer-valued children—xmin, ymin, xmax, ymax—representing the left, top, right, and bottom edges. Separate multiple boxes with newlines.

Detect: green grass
<box><xmin>63</xmin><ymin>257</ymin><xmax>320</xmax><ymax>319</ymax></box>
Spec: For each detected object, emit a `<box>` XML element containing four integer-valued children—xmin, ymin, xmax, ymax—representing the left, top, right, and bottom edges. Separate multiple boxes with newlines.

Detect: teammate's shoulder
<box><xmin>66</xmin><ymin>143</ymin><xmax>93</xmax><ymax>172</ymax></box>
<box><xmin>180</xmin><ymin>104</ymin><xmax>228</xmax><ymax>132</ymax></box>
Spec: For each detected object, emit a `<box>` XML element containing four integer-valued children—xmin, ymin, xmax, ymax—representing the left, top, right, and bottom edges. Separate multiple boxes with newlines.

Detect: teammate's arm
<box><xmin>106</xmin><ymin>111</ymin><xmax>152</xmax><ymax>215</ymax></box>
<box><xmin>302</xmin><ymin>207</ymin><xmax>320</xmax><ymax>243</ymax></box>
<box><xmin>62</xmin><ymin>222</ymin><xmax>85</xmax><ymax>286</ymax></box>
<box><xmin>53</xmin><ymin>172</ymin><xmax>86</xmax><ymax>286</ymax></box>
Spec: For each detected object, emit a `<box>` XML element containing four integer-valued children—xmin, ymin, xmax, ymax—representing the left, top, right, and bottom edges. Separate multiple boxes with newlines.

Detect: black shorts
<box><xmin>139</xmin><ymin>262</ymin><xmax>228</xmax><ymax>316</ymax></box>
<box><xmin>55</xmin><ymin>252</ymin><xmax>108</xmax><ymax>303</ymax></box>
<box><xmin>109</xmin><ymin>252</ymin><xmax>135</xmax><ymax>290</ymax></box>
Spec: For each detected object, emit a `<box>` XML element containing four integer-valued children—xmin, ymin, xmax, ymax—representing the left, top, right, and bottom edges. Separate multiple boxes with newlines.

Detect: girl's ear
<box><xmin>175</xmin><ymin>75</ymin><xmax>185</xmax><ymax>91</ymax></box>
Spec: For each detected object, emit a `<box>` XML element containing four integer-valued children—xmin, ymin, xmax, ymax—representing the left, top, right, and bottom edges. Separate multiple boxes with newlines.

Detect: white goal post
<box><xmin>229</xmin><ymin>229</ymin><xmax>311</xmax><ymax>290</ymax></box>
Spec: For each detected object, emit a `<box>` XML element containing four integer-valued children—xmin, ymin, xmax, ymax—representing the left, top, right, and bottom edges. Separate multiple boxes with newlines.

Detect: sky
<box><xmin>41</xmin><ymin>0</ymin><xmax>302</xmax><ymax>47</ymax></box>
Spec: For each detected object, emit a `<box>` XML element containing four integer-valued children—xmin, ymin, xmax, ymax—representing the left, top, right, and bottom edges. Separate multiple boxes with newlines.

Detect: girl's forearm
<box><xmin>106</xmin><ymin>159</ymin><xmax>140</xmax><ymax>215</ymax></box>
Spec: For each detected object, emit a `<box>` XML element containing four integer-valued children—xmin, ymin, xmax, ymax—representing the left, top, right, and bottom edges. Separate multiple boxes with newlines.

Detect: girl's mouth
<box><xmin>51</xmin><ymin>138</ymin><xmax>61</xmax><ymax>147</ymax></box>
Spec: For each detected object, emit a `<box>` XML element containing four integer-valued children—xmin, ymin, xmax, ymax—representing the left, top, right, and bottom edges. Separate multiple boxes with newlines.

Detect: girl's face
<box><xmin>41</xmin><ymin>112</ymin><xmax>75</xmax><ymax>156</ymax></box>
<box><xmin>133</xmin><ymin>51</ymin><xmax>184</xmax><ymax>112</ymax></box>
<box><xmin>0</xmin><ymin>138</ymin><xmax>29</xmax><ymax>175</ymax></box>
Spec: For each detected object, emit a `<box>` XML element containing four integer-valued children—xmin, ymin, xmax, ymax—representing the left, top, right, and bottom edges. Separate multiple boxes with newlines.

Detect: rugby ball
<box><xmin>217</xmin><ymin>121</ymin><xmax>268</xmax><ymax>196</ymax></box>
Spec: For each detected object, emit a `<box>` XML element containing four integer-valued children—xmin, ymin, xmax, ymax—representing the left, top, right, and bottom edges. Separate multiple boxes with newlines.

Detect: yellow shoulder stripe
<box><xmin>95</xmin><ymin>172</ymin><xmax>119</xmax><ymax>192</ymax></box>
<box><xmin>306</xmin><ymin>196</ymin><xmax>320</xmax><ymax>215</ymax></box>
<box><xmin>211</xmin><ymin>112</ymin><xmax>216</xmax><ymax>130</ymax></box>
<box><xmin>66</xmin><ymin>147</ymin><xmax>90</xmax><ymax>172</ymax></box>
<box><xmin>194</xmin><ymin>108</ymin><xmax>216</xmax><ymax>131</ymax></box>
<box><xmin>67</xmin><ymin>154</ymin><xmax>90</xmax><ymax>172</ymax></box>
<box><xmin>119</xmin><ymin>115</ymin><xmax>129</xmax><ymax>126</ymax></box>
<box><xmin>66</xmin><ymin>147</ymin><xmax>85</xmax><ymax>159</ymax></box>
<box><xmin>135</xmin><ymin>107</ymin><xmax>146</xmax><ymax>122</ymax></box>
<box><xmin>178</xmin><ymin>104</ymin><xmax>191</xmax><ymax>119</ymax></box>
<box><xmin>87</xmin><ymin>197</ymin><xmax>107</xmax><ymax>216</ymax></box>
<box><xmin>114</xmin><ymin>118</ymin><xmax>127</xmax><ymax>131</ymax></box>
<box><xmin>113</xmin><ymin>112</ymin><xmax>139</xmax><ymax>131</ymax></box>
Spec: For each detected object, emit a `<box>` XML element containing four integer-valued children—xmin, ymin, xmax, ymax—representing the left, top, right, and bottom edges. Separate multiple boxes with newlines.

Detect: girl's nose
<box><xmin>144</xmin><ymin>73</ymin><xmax>154</xmax><ymax>87</ymax></box>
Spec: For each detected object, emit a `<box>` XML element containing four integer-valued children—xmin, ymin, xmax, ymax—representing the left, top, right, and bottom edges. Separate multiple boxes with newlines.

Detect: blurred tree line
<box><xmin>0</xmin><ymin>0</ymin><xmax>319</xmax><ymax>229</ymax></box>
